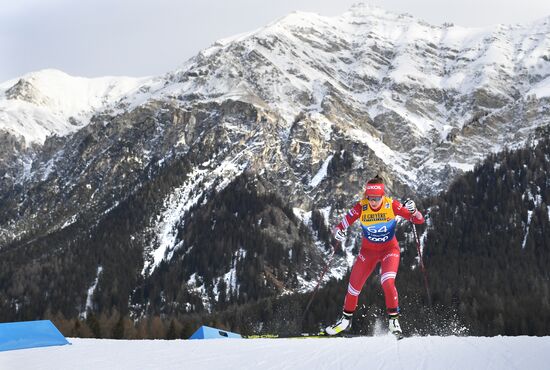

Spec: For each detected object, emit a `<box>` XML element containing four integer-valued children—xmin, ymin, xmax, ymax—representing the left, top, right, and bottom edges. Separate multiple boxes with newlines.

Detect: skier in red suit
<box><xmin>325</xmin><ymin>175</ymin><xmax>425</xmax><ymax>338</ymax></box>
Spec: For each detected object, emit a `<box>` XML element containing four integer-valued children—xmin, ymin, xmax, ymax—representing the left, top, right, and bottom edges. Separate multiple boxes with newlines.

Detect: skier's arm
<box><xmin>335</xmin><ymin>202</ymin><xmax>362</xmax><ymax>231</ymax></box>
<box><xmin>393</xmin><ymin>199</ymin><xmax>424</xmax><ymax>224</ymax></box>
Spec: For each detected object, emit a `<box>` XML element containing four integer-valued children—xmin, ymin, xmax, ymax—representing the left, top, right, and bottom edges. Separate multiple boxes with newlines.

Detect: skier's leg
<box><xmin>343</xmin><ymin>248</ymin><xmax>378</xmax><ymax>313</ymax></box>
<box><xmin>380</xmin><ymin>246</ymin><xmax>400</xmax><ymax>313</ymax></box>
<box><xmin>326</xmin><ymin>247</ymin><xmax>377</xmax><ymax>335</ymax></box>
<box><xmin>380</xmin><ymin>245</ymin><xmax>403</xmax><ymax>337</ymax></box>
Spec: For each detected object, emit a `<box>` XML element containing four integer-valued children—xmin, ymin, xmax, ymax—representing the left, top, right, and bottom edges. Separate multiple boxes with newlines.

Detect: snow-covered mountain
<box><xmin>2</xmin><ymin>5</ymin><xmax>549</xmax><ymax>193</ymax></box>
<box><xmin>0</xmin><ymin>69</ymin><xmax>148</xmax><ymax>144</ymax></box>
<box><xmin>158</xmin><ymin>4</ymin><xmax>550</xmax><ymax>192</ymax></box>
<box><xmin>1</xmin><ymin>4</ymin><xmax>550</xmax><ymax>319</ymax></box>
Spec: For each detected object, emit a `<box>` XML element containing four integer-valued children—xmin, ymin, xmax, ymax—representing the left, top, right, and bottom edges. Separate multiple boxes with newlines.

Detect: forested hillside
<box><xmin>28</xmin><ymin>138</ymin><xmax>550</xmax><ymax>339</ymax></box>
<box><xmin>422</xmin><ymin>137</ymin><xmax>550</xmax><ymax>335</ymax></box>
<box><xmin>207</xmin><ymin>137</ymin><xmax>550</xmax><ymax>337</ymax></box>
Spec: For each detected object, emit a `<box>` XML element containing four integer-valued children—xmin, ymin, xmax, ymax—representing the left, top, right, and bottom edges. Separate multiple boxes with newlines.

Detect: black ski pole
<box><xmin>411</xmin><ymin>223</ymin><xmax>432</xmax><ymax>307</ymax></box>
<box><xmin>301</xmin><ymin>243</ymin><xmax>337</xmax><ymax>325</ymax></box>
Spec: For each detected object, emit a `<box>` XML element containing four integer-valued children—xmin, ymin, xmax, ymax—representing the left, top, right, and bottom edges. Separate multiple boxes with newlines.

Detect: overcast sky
<box><xmin>2</xmin><ymin>0</ymin><xmax>550</xmax><ymax>83</ymax></box>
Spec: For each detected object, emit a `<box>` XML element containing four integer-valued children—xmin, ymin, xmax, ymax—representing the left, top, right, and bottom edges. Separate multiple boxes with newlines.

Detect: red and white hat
<box><xmin>365</xmin><ymin>183</ymin><xmax>385</xmax><ymax>197</ymax></box>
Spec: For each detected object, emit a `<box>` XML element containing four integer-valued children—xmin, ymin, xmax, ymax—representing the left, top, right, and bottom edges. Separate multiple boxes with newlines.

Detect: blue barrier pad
<box><xmin>189</xmin><ymin>325</ymin><xmax>242</xmax><ymax>339</ymax></box>
<box><xmin>0</xmin><ymin>320</ymin><xmax>70</xmax><ymax>352</ymax></box>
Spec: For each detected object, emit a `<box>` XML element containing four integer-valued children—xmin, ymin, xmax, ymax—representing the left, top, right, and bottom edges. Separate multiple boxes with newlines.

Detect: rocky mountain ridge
<box><xmin>1</xmin><ymin>4</ymin><xmax>549</xmax><ymax>318</ymax></box>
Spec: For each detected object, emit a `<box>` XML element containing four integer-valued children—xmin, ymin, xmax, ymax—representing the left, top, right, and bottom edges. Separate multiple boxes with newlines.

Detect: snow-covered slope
<box><xmin>2</xmin><ymin>4</ymin><xmax>549</xmax><ymax>187</ymax></box>
<box><xmin>121</xmin><ymin>3</ymin><xmax>550</xmax><ymax>192</ymax></box>
<box><xmin>164</xmin><ymin>6</ymin><xmax>550</xmax><ymax>107</ymax></box>
<box><xmin>0</xmin><ymin>69</ymin><xmax>149</xmax><ymax>145</ymax></box>
<box><xmin>1</xmin><ymin>336</ymin><xmax>548</xmax><ymax>370</ymax></box>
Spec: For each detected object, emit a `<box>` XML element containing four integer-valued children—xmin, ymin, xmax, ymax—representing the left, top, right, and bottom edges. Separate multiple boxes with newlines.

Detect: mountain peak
<box><xmin>5</xmin><ymin>77</ymin><xmax>49</xmax><ymax>105</ymax></box>
<box><xmin>345</xmin><ymin>2</ymin><xmax>406</xmax><ymax>18</ymax></box>
<box><xmin>0</xmin><ymin>69</ymin><xmax>149</xmax><ymax>145</ymax></box>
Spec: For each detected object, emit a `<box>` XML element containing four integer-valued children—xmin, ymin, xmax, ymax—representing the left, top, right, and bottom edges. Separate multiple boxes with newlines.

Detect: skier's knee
<box><xmin>381</xmin><ymin>272</ymin><xmax>396</xmax><ymax>287</ymax></box>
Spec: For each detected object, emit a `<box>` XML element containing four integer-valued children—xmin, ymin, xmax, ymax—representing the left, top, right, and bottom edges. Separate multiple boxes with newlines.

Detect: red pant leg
<box><xmin>380</xmin><ymin>245</ymin><xmax>401</xmax><ymax>314</ymax></box>
<box><xmin>343</xmin><ymin>248</ymin><xmax>378</xmax><ymax>313</ymax></box>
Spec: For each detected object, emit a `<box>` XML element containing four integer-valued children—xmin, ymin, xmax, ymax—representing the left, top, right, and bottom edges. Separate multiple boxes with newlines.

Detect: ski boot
<box><xmin>388</xmin><ymin>313</ymin><xmax>404</xmax><ymax>340</ymax></box>
<box><xmin>325</xmin><ymin>311</ymin><xmax>353</xmax><ymax>335</ymax></box>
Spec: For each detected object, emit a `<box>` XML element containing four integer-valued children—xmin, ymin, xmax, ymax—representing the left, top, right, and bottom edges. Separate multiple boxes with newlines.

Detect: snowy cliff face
<box><xmin>154</xmin><ymin>4</ymin><xmax>550</xmax><ymax>193</ymax></box>
<box><xmin>3</xmin><ymin>5</ymin><xmax>550</xmax><ymax>191</ymax></box>
<box><xmin>0</xmin><ymin>4</ymin><xmax>550</xmax><ymax>315</ymax></box>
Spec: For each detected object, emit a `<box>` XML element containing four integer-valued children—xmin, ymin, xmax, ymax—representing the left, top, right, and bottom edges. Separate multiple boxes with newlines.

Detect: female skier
<box><xmin>325</xmin><ymin>175</ymin><xmax>424</xmax><ymax>338</ymax></box>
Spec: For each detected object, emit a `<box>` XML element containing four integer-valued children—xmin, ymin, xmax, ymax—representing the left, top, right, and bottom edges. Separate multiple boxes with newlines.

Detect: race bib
<box><xmin>360</xmin><ymin>197</ymin><xmax>397</xmax><ymax>243</ymax></box>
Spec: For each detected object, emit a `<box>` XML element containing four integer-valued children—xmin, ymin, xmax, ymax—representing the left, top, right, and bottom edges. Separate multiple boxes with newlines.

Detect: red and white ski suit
<box><xmin>335</xmin><ymin>197</ymin><xmax>425</xmax><ymax>314</ymax></box>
